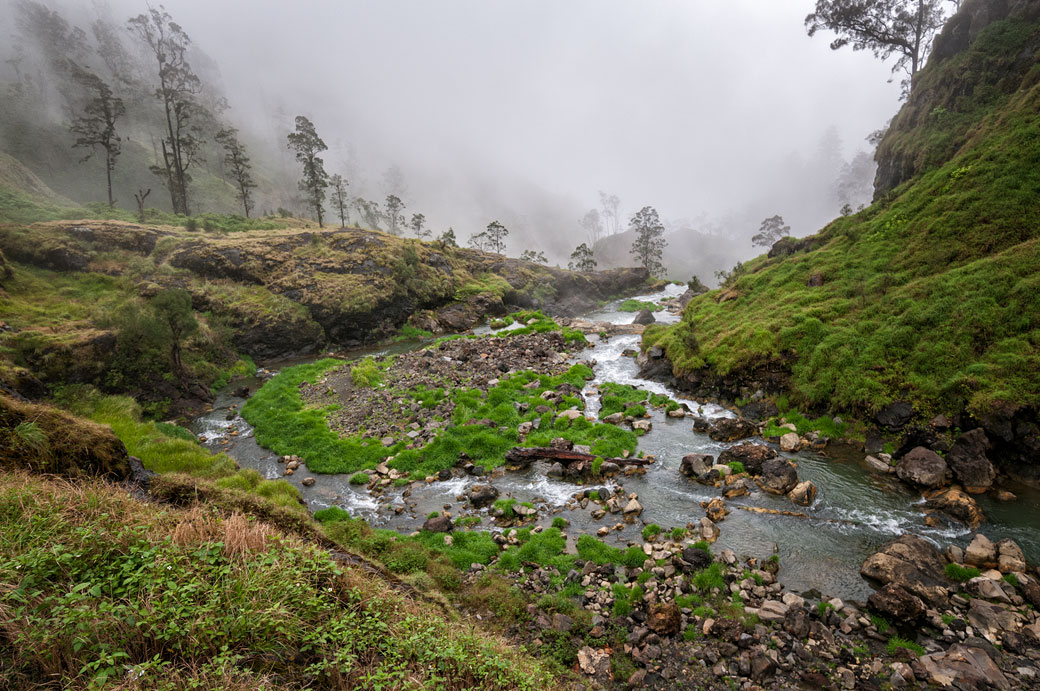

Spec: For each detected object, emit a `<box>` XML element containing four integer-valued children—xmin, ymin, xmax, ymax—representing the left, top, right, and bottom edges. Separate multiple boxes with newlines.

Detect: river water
<box><xmin>193</xmin><ymin>284</ymin><xmax>1040</xmax><ymax>601</ymax></box>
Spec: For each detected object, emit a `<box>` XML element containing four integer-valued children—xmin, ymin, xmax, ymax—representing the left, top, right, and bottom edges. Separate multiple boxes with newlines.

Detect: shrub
<box><xmin>349</xmin><ymin>471</ymin><xmax>370</xmax><ymax>485</ymax></box>
<box><xmin>641</xmin><ymin>524</ymin><xmax>662</xmax><ymax>540</ymax></box>
<box><xmin>350</xmin><ymin>357</ymin><xmax>383</xmax><ymax>387</ymax></box>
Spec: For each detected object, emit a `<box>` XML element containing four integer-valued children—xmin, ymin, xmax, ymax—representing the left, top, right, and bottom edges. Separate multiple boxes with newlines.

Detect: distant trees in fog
<box><xmin>629</xmin><ymin>206</ymin><xmax>666</xmax><ymax>277</ymax></box>
<box><xmin>329</xmin><ymin>174</ymin><xmax>350</xmax><ymax>227</ymax></box>
<box><xmin>215</xmin><ymin>128</ymin><xmax>257</xmax><ymax>218</ymax></box>
<box><xmin>568</xmin><ymin>243</ymin><xmax>597</xmax><ymax>272</ymax></box>
<box><xmin>752</xmin><ymin>215</ymin><xmax>790</xmax><ymax>247</ymax></box>
<box><xmin>70</xmin><ymin>68</ymin><xmax>124</xmax><ymax>208</ymax></box>
<box><xmin>469</xmin><ymin>221</ymin><xmax>509</xmax><ymax>254</ymax></box>
<box><xmin>286</xmin><ymin>115</ymin><xmax>330</xmax><ymax>227</ymax></box>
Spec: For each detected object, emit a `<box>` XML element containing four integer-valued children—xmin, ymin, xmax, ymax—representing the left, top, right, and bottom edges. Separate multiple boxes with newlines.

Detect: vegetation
<box><xmin>629</xmin><ymin>205</ymin><xmax>666</xmax><ymax>277</ymax></box>
<box><xmin>618</xmin><ymin>298</ymin><xmax>663</xmax><ymax>312</ymax></box>
<box><xmin>644</xmin><ymin>19</ymin><xmax>1040</xmax><ymax>420</ymax></box>
<box><xmin>887</xmin><ymin>637</ymin><xmax>926</xmax><ymax>657</ymax></box>
<box><xmin>287</xmin><ymin>116</ymin><xmax>330</xmax><ymax>227</ymax></box>
<box><xmin>568</xmin><ymin>242</ymin><xmax>597</xmax><ymax>272</ymax></box>
<box><xmin>945</xmin><ymin>562</ymin><xmax>982</xmax><ymax>582</ymax></box>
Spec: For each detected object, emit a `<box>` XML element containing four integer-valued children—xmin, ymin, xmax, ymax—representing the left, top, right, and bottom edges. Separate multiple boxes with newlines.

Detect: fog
<box><xmin>2</xmin><ymin>0</ymin><xmax>904</xmax><ymax>275</ymax></box>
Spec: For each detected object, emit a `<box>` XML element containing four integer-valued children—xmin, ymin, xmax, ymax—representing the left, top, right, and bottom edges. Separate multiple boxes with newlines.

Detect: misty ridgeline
<box><xmin>0</xmin><ymin>0</ymin><xmax>884</xmax><ymax>284</ymax></box>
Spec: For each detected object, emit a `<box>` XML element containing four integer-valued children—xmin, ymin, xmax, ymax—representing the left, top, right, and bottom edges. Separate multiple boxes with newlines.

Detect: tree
<box><xmin>286</xmin><ymin>115</ymin><xmax>329</xmax><ymax>227</ymax></box>
<box><xmin>805</xmin><ymin>1</ymin><xmax>947</xmax><ymax>90</ymax></box>
<box><xmin>409</xmin><ymin>213</ymin><xmax>430</xmax><ymax>240</ymax></box>
<box><xmin>384</xmin><ymin>195</ymin><xmax>405</xmax><ymax>235</ymax></box>
<box><xmin>133</xmin><ymin>188</ymin><xmax>151</xmax><ymax>222</ymax></box>
<box><xmin>70</xmin><ymin>69</ymin><xmax>124</xmax><ymax>208</ymax></box>
<box><xmin>151</xmin><ymin>288</ymin><xmax>197</xmax><ymax>376</ymax></box>
<box><xmin>438</xmin><ymin>227</ymin><xmax>458</xmax><ymax>247</ymax></box>
<box><xmin>568</xmin><ymin>243</ymin><xmax>597</xmax><ymax>272</ymax></box>
<box><xmin>629</xmin><ymin>206</ymin><xmax>666</xmax><ymax>276</ymax></box>
<box><xmin>578</xmin><ymin>209</ymin><xmax>604</xmax><ymax>245</ymax></box>
<box><xmin>484</xmin><ymin>221</ymin><xmax>509</xmax><ymax>254</ymax></box>
<box><xmin>467</xmin><ymin>230</ymin><xmax>489</xmax><ymax>251</ymax></box>
<box><xmin>214</xmin><ymin>128</ymin><xmax>257</xmax><ymax>218</ymax></box>
<box><xmin>128</xmin><ymin>7</ymin><xmax>206</xmax><ymax>215</ymax></box>
<box><xmin>752</xmin><ymin>215</ymin><xmax>791</xmax><ymax>247</ymax></box>
<box><xmin>599</xmin><ymin>192</ymin><xmax>621</xmax><ymax>236</ymax></box>
<box><xmin>329</xmin><ymin>174</ymin><xmax>350</xmax><ymax>228</ymax></box>
<box><xmin>520</xmin><ymin>249</ymin><xmax>547</xmax><ymax>264</ymax></box>
<box><xmin>353</xmin><ymin>197</ymin><xmax>382</xmax><ymax>230</ymax></box>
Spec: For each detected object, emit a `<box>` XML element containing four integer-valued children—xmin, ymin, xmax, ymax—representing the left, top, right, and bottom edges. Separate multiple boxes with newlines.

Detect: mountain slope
<box><xmin>643</xmin><ymin>0</ymin><xmax>1040</xmax><ymax>460</ymax></box>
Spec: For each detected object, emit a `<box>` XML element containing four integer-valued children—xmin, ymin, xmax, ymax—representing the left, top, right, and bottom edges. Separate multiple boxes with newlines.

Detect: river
<box><xmin>193</xmin><ymin>284</ymin><xmax>1040</xmax><ymax>600</ymax></box>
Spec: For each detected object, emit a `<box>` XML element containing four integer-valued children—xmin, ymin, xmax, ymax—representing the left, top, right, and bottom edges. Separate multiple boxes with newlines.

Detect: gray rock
<box><xmin>467</xmin><ymin>484</ymin><xmax>499</xmax><ymax>508</ymax></box>
<box><xmin>915</xmin><ymin>645</ymin><xmax>1010</xmax><ymax>690</ymax></box>
<box><xmin>965</xmin><ymin>533</ymin><xmax>997</xmax><ymax>568</ymax></box>
<box><xmin>860</xmin><ymin>534</ymin><xmax>949</xmax><ymax>605</ymax></box>
<box><xmin>632</xmin><ymin>309</ymin><xmax>656</xmax><ymax>325</ymax></box>
<box><xmin>421</xmin><ymin>515</ymin><xmax>454</xmax><ymax>533</ymax></box>
<box><xmin>708</xmin><ymin>417</ymin><xmax>758</xmax><ymax>442</ymax></box>
<box><xmin>876</xmin><ymin>401</ymin><xmax>915</xmax><ymax>430</ymax></box>
<box><xmin>895</xmin><ymin>447</ymin><xmax>950</xmax><ymax>489</ymax></box>
<box><xmin>947</xmin><ymin>428</ymin><xmax>996</xmax><ymax>491</ymax></box>
<box><xmin>868</xmin><ymin>583</ymin><xmax>926</xmax><ymax>624</ymax></box>
<box><xmin>756</xmin><ymin>458</ymin><xmax>799</xmax><ymax>495</ymax></box>
<box><xmin>680</xmin><ymin>453</ymin><xmax>714</xmax><ymax>477</ymax></box>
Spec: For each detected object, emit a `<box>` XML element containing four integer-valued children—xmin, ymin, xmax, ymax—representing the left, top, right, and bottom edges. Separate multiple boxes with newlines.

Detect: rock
<box><xmin>965</xmin><ymin>534</ymin><xmax>998</xmax><ymax>569</ymax></box>
<box><xmin>915</xmin><ymin>645</ymin><xmax>1010</xmax><ymax>691</ymax></box>
<box><xmin>756</xmin><ymin>458</ymin><xmax>799</xmax><ymax>495</ymax></box>
<box><xmin>784</xmin><ymin>608</ymin><xmax>811</xmax><ymax>639</ymax></box>
<box><xmin>704</xmin><ymin>497</ymin><xmax>728</xmax><ymax>522</ymax></box>
<box><xmin>301</xmin><ymin>477</ymin><xmax>316</xmax><ymax>487</ymax></box>
<box><xmin>514</xmin><ymin>503</ymin><xmax>537</xmax><ymax>517</ymax></box>
<box><xmin>602</xmin><ymin>412</ymin><xmax>624</xmax><ymax>425</ymax></box>
<box><xmin>552</xmin><ymin>613</ymin><xmax>574</xmax><ymax>632</ymax></box>
<box><xmin>708</xmin><ymin>417</ymin><xmax>758</xmax><ymax>442</ymax></box>
<box><xmin>966</xmin><ymin>577</ymin><xmax>1011</xmax><ymax>604</ymax></box>
<box><xmin>632</xmin><ymin>309</ymin><xmax>656</xmax><ymax>325</ymax></box>
<box><xmin>599</xmin><ymin>461</ymin><xmax>621</xmax><ymax>476</ymax></box>
<box><xmin>421</xmin><ymin>515</ymin><xmax>454</xmax><ymax>533</ymax></box>
<box><xmin>549</xmin><ymin>437</ymin><xmax>573</xmax><ymax>451</ymax></box>
<box><xmin>787</xmin><ymin>480</ymin><xmax>817</xmax><ymax>506</ymax></box>
<box><xmin>699</xmin><ymin>517</ymin><xmax>720</xmax><ymax>543</ymax></box>
<box><xmin>577</xmin><ymin>647</ymin><xmax>611</xmax><ymax>677</ymax></box>
<box><xmin>750</xmin><ymin>650</ymin><xmax>777</xmax><ymax>681</ymax></box>
<box><xmin>924</xmin><ymin>486</ymin><xmax>985</xmax><ymax>528</ymax></box>
<box><xmin>467</xmin><ymin>484</ymin><xmax>499</xmax><ymax>508</ymax></box>
<box><xmin>547</xmin><ymin>462</ymin><xmax>564</xmax><ymax>478</ymax></box>
<box><xmin>680</xmin><ymin>453</ymin><xmax>714</xmax><ymax>477</ymax></box>
<box><xmin>718</xmin><ymin>442</ymin><xmax>778</xmax><ymax>476</ymax></box>
<box><xmin>868</xmin><ymin>583</ymin><xmax>925</xmax><ymax>624</ymax></box>
<box><xmin>623</xmin><ymin>498</ymin><xmax>643</xmax><ymax>515</ymax></box>
<box><xmin>876</xmin><ymin>401</ymin><xmax>915</xmax><ymax>430</ymax></box>
<box><xmin>861</xmin><ymin>534</ymin><xmax>949</xmax><ymax>605</ymax></box>
<box><xmin>631</xmin><ymin>419</ymin><xmax>652</xmax><ymax>433</ymax></box>
<box><xmin>895</xmin><ymin>447</ymin><xmax>950</xmax><ymax>489</ymax></box>
<box><xmin>865</xmin><ymin>455</ymin><xmax>894</xmax><ymax>473</ymax></box>
<box><xmin>679</xmin><ymin>546</ymin><xmax>712</xmax><ymax>572</ymax></box>
<box><xmin>947</xmin><ymin>428</ymin><xmax>996</xmax><ymax>492</ymax></box>
<box><xmin>967</xmin><ymin>599</ymin><xmax>1019</xmax><ymax>642</ymax></box>
<box><xmin>557</xmin><ymin>409</ymin><xmax>583</xmax><ymax>422</ymax></box>
<box><xmin>779</xmin><ymin>432</ymin><xmax>801</xmax><ymax>451</ymax></box>
<box><xmin>381</xmin><ymin>436</ymin><xmax>395</xmax><ymax>447</ymax></box>
<box><xmin>758</xmin><ymin>599</ymin><xmax>790</xmax><ymax>623</ymax></box>
<box><xmin>996</xmin><ymin>538</ymin><xmax>1026</xmax><ymax>574</ymax></box>
<box><xmin>648</xmin><ymin>602</ymin><xmax>680</xmax><ymax>636</ymax></box>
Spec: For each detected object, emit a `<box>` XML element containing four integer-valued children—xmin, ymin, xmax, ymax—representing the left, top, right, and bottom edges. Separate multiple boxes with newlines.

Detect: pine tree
<box><xmin>286</xmin><ymin>116</ymin><xmax>329</xmax><ymax>227</ymax></box>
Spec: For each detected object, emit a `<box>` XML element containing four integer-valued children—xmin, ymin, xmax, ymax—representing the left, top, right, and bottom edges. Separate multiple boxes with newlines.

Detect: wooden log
<box><xmin>505</xmin><ymin>446</ymin><xmax>652</xmax><ymax>466</ymax></box>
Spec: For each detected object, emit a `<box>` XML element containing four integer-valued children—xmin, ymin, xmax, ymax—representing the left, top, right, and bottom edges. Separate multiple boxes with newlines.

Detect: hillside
<box><xmin>643</xmin><ymin>0</ymin><xmax>1040</xmax><ymax>464</ymax></box>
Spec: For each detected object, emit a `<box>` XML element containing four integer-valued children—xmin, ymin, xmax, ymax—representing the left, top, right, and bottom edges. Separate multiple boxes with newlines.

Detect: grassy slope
<box><xmin>647</xmin><ymin>17</ymin><xmax>1040</xmax><ymax>420</ymax></box>
<box><xmin>0</xmin><ymin>471</ymin><xmax>552</xmax><ymax>690</ymax></box>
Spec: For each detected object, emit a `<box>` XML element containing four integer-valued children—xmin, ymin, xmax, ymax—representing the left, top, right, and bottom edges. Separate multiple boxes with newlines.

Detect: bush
<box><xmin>350</xmin><ymin>357</ymin><xmax>383</xmax><ymax>387</ymax></box>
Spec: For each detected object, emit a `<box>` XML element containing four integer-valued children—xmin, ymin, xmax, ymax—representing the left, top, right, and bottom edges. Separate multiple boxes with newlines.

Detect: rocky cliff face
<box><xmin>873</xmin><ymin>0</ymin><xmax>1040</xmax><ymax>196</ymax></box>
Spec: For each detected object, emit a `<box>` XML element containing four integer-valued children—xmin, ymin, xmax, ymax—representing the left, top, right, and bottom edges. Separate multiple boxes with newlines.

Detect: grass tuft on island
<box><xmin>618</xmin><ymin>298</ymin><xmax>663</xmax><ymax>313</ymax></box>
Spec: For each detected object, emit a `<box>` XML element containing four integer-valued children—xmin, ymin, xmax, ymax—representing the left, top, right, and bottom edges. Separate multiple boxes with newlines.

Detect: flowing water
<box><xmin>193</xmin><ymin>284</ymin><xmax>1040</xmax><ymax>601</ymax></box>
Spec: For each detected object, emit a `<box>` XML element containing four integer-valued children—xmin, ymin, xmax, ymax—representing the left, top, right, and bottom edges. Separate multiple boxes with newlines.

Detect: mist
<box><xmin>1</xmin><ymin>0</ymin><xmax>903</xmax><ymax>276</ymax></box>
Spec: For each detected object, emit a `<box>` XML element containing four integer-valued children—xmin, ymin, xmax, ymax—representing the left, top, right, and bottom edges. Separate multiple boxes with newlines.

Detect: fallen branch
<box><xmin>505</xmin><ymin>446</ymin><xmax>652</xmax><ymax>466</ymax></box>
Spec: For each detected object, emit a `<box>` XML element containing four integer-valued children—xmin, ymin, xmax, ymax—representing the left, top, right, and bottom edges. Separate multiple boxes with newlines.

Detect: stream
<box><xmin>193</xmin><ymin>284</ymin><xmax>1040</xmax><ymax>601</ymax></box>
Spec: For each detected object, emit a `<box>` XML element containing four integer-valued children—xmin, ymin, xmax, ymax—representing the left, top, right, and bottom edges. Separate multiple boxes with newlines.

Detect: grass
<box><xmin>350</xmin><ymin>356</ymin><xmax>383</xmax><ymax>387</ymax></box>
<box><xmin>618</xmin><ymin>299</ymin><xmax>663</xmax><ymax>312</ymax></box>
<box><xmin>762</xmin><ymin>406</ymin><xmax>848</xmax><ymax>439</ymax></box>
<box><xmin>598</xmin><ymin>382</ymin><xmax>649</xmax><ymax>418</ymax></box>
<box><xmin>0</xmin><ymin>472</ymin><xmax>553</xmax><ymax>690</ymax></box>
<box><xmin>726</xmin><ymin>461</ymin><xmax>745</xmax><ymax>474</ymax></box>
<box><xmin>887</xmin><ymin>637</ymin><xmax>925</xmax><ymax>656</ymax></box>
<box><xmin>641</xmin><ymin>523</ymin><xmax>662</xmax><ymax>540</ymax></box>
<box><xmin>871</xmin><ymin>615</ymin><xmax>891</xmax><ymax>634</ymax></box>
<box><xmin>644</xmin><ymin>21</ymin><xmax>1040</xmax><ymax>422</ymax></box>
<box><xmin>692</xmin><ymin>562</ymin><xmax>726</xmax><ymax>593</ymax></box>
<box><xmin>394</xmin><ymin>324</ymin><xmax>434</xmax><ymax>342</ymax></box>
<box><xmin>945</xmin><ymin>562</ymin><xmax>982</xmax><ymax>582</ymax></box>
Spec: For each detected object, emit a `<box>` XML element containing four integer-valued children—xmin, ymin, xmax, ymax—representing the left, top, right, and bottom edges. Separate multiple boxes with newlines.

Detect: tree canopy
<box><xmin>629</xmin><ymin>206</ymin><xmax>666</xmax><ymax>277</ymax></box>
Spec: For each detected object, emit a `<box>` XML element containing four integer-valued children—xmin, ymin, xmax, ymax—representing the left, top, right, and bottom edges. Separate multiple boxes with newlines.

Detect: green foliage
<box><xmin>496</xmin><ymin>528</ymin><xmax>573</xmax><ymax>573</ymax></box>
<box><xmin>393</xmin><ymin>324</ymin><xmax>434</xmax><ymax>342</ymax></box>
<box><xmin>641</xmin><ymin>524</ymin><xmax>662</xmax><ymax>540</ymax></box>
<box><xmin>618</xmin><ymin>299</ymin><xmax>663</xmax><ymax>312</ymax></box>
<box><xmin>348</xmin><ymin>471</ymin><xmax>370</xmax><ymax>485</ymax></box>
<box><xmin>726</xmin><ymin>461</ymin><xmax>745</xmax><ymax>474</ymax></box>
<box><xmin>692</xmin><ymin>563</ymin><xmax>726</xmax><ymax>593</ymax></box>
<box><xmin>598</xmin><ymin>382</ymin><xmax>649</xmax><ymax>419</ymax></box>
<box><xmin>493</xmin><ymin>498</ymin><xmax>518</xmax><ymax>519</ymax></box>
<box><xmin>763</xmin><ymin>409</ymin><xmax>848</xmax><ymax>439</ymax></box>
<box><xmin>645</xmin><ymin>29</ymin><xmax>1040</xmax><ymax>420</ymax></box>
<box><xmin>1003</xmin><ymin>573</ymin><xmax>1020</xmax><ymax>588</ymax></box>
<box><xmin>887</xmin><ymin>637</ymin><xmax>925</xmax><ymax>656</ymax></box>
<box><xmin>871</xmin><ymin>615</ymin><xmax>891</xmax><ymax>634</ymax></box>
<box><xmin>945</xmin><ymin>563</ymin><xmax>982</xmax><ymax>582</ymax></box>
<box><xmin>575</xmin><ymin>535</ymin><xmax>646</xmax><ymax>568</ymax></box>
<box><xmin>670</xmin><ymin>527</ymin><xmax>688</xmax><ymax>540</ymax></box>
<box><xmin>817</xmin><ymin>601</ymin><xmax>835</xmax><ymax>618</ymax></box>
<box><xmin>349</xmin><ymin>356</ymin><xmax>383</xmax><ymax>388</ymax></box>
<box><xmin>611</xmin><ymin>583</ymin><xmax>644</xmax><ymax>617</ymax></box>
<box><xmin>455</xmin><ymin>272</ymin><xmax>512</xmax><ymax>300</ymax></box>
<box><xmin>551</xmin><ymin>517</ymin><xmax>568</xmax><ymax>530</ymax></box>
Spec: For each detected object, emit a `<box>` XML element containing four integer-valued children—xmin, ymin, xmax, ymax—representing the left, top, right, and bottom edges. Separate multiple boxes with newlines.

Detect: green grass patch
<box><xmin>641</xmin><ymin>524</ymin><xmax>662</xmax><ymax>540</ymax></box>
<box><xmin>618</xmin><ymin>299</ymin><xmax>663</xmax><ymax>313</ymax></box>
<box><xmin>575</xmin><ymin>534</ymin><xmax>646</xmax><ymax>568</ymax></box>
<box><xmin>887</xmin><ymin>637</ymin><xmax>925</xmax><ymax>656</ymax></box>
<box><xmin>945</xmin><ymin>563</ymin><xmax>982</xmax><ymax>582</ymax></box>
<box><xmin>692</xmin><ymin>562</ymin><xmax>726</xmax><ymax>593</ymax></box>
<box><xmin>394</xmin><ymin>324</ymin><xmax>434</xmax><ymax>342</ymax></box>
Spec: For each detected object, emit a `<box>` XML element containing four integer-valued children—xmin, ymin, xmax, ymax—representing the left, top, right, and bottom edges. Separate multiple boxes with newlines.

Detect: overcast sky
<box><xmin>13</xmin><ymin>0</ymin><xmax>907</xmax><ymax>253</ymax></box>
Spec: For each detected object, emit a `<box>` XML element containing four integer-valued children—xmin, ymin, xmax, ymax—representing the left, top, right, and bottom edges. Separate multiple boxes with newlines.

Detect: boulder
<box><xmin>631</xmin><ymin>419</ymin><xmax>652</xmax><ymax>433</ymax></box>
<box><xmin>421</xmin><ymin>515</ymin><xmax>454</xmax><ymax>533</ymax></box>
<box><xmin>966</xmin><ymin>599</ymin><xmax>1019</xmax><ymax>642</ymax></box>
<box><xmin>708</xmin><ymin>417</ymin><xmax>758</xmax><ymax>442</ymax></box>
<box><xmin>787</xmin><ymin>480</ymin><xmax>817</xmax><ymax>506</ymax></box>
<box><xmin>923</xmin><ymin>486</ymin><xmax>985</xmax><ymax>528</ymax></box>
<box><xmin>757</xmin><ymin>599</ymin><xmax>790</xmax><ymax>623</ymax></box>
<box><xmin>860</xmin><ymin>534</ymin><xmax>949</xmax><ymax>605</ymax></box>
<box><xmin>783</xmin><ymin>608</ymin><xmax>811</xmax><ymax>639</ymax></box>
<box><xmin>602</xmin><ymin>412</ymin><xmax>624</xmax><ymax>425</ymax></box>
<box><xmin>914</xmin><ymin>645</ymin><xmax>1009</xmax><ymax>691</ymax></box>
<box><xmin>966</xmin><ymin>577</ymin><xmax>1011</xmax><ymax>604</ymax></box>
<box><xmin>698</xmin><ymin>517</ymin><xmax>720</xmax><ymax>543</ymax></box>
<box><xmin>779</xmin><ymin>432</ymin><xmax>801</xmax><ymax>452</ymax></box>
<box><xmin>647</xmin><ymin>601</ymin><xmax>680</xmax><ymax>636</ymax></box>
<box><xmin>718</xmin><ymin>442</ymin><xmax>778</xmax><ymax>476</ymax></box>
<box><xmin>865</xmin><ymin>455</ymin><xmax>895</xmax><ymax>473</ymax></box>
<box><xmin>678</xmin><ymin>546</ymin><xmax>713</xmax><ymax>572</ymax></box>
<box><xmin>996</xmin><ymin>538</ymin><xmax>1026</xmax><ymax>574</ymax></box>
<box><xmin>467</xmin><ymin>484</ymin><xmax>500</xmax><ymax>508</ymax></box>
<box><xmin>576</xmin><ymin>647</ymin><xmax>611</xmax><ymax>678</ymax></box>
<box><xmin>895</xmin><ymin>447</ymin><xmax>950</xmax><ymax>489</ymax></box>
<box><xmin>756</xmin><ymin>458</ymin><xmax>799</xmax><ymax>495</ymax></box>
<box><xmin>868</xmin><ymin>583</ymin><xmax>925</xmax><ymax>624</ymax></box>
<box><xmin>704</xmin><ymin>497</ymin><xmax>729</xmax><ymax>522</ymax></box>
<box><xmin>876</xmin><ymin>402</ymin><xmax>915</xmax><ymax>430</ymax></box>
<box><xmin>965</xmin><ymin>534</ymin><xmax>998</xmax><ymax>569</ymax></box>
<box><xmin>622</xmin><ymin>498</ymin><xmax>643</xmax><ymax>515</ymax></box>
<box><xmin>947</xmin><ymin>428</ymin><xmax>996</xmax><ymax>492</ymax></box>
<box><xmin>680</xmin><ymin>453</ymin><xmax>714</xmax><ymax>477</ymax></box>
<box><xmin>632</xmin><ymin>309</ymin><xmax>656</xmax><ymax>326</ymax></box>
